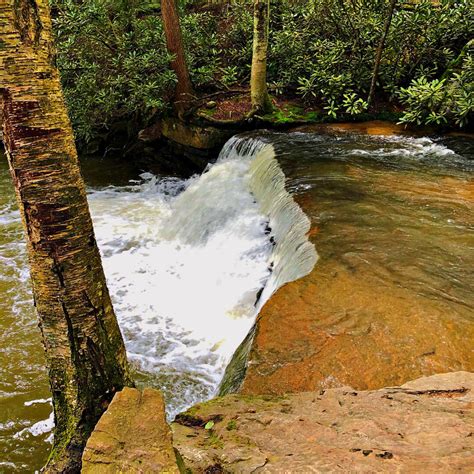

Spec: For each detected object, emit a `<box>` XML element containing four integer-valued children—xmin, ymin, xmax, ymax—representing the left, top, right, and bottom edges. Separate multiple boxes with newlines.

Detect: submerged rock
<box><xmin>172</xmin><ymin>372</ymin><xmax>474</xmax><ymax>473</ymax></box>
<box><xmin>82</xmin><ymin>388</ymin><xmax>180</xmax><ymax>473</ymax></box>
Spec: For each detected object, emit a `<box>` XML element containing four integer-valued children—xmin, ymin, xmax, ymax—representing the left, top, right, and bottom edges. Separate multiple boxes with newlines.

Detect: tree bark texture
<box><xmin>0</xmin><ymin>1</ymin><xmax>133</xmax><ymax>471</ymax></box>
<box><xmin>250</xmin><ymin>0</ymin><xmax>272</xmax><ymax>114</ymax></box>
<box><xmin>161</xmin><ymin>0</ymin><xmax>194</xmax><ymax>113</ymax></box>
<box><xmin>367</xmin><ymin>0</ymin><xmax>397</xmax><ymax>107</ymax></box>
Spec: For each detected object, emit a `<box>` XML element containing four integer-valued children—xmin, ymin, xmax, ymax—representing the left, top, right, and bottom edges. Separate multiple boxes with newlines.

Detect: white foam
<box><xmin>352</xmin><ymin>135</ymin><xmax>456</xmax><ymax>157</ymax></box>
<box><xmin>24</xmin><ymin>398</ymin><xmax>52</xmax><ymax>407</ymax></box>
<box><xmin>13</xmin><ymin>411</ymin><xmax>54</xmax><ymax>440</ymax></box>
<box><xmin>88</xmin><ymin>154</ymin><xmax>273</xmax><ymax>416</ymax></box>
<box><xmin>216</xmin><ymin>137</ymin><xmax>318</xmax><ymax>394</ymax></box>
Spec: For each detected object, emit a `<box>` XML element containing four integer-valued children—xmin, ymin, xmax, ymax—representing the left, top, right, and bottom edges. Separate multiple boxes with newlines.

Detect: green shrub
<box><xmin>398</xmin><ymin>51</ymin><xmax>474</xmax><ymax>127</ymax></box>
<box><xmin>52</xmin><ymin>0</ymin><xmax>176</xmax><ymax>146</ymax></box>
<box><xmin>52</xmin><ymin>0</ymin><xmax>473</xmax><ymax>144</ymax></box>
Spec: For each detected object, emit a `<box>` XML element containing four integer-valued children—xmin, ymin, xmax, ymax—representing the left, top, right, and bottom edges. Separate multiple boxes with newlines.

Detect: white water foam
<box><xmin>351</xmin><ymin>135</ymin><xmax>456</xmax><ymax>157</ymax></box>
<box><xmin>5</xmin><ymin>135</ymin><xmax>316</xmax><ymax>436</ymax></box>
<box><xmin>88</xmin><ymin>151</ymin><xmax>273</xmax><ymax>417</ymax></box>
<box><xmin>216</xmin><ymin>137</ymin><xmax>318</xmax><ymax>394</ymax></box>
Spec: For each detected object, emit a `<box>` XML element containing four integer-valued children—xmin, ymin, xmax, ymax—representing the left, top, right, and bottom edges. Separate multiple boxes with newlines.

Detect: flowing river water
<box><xmin>1</xmin><ymin>127</ymin><xmax>473</xmax><ymax>471</ymax></box>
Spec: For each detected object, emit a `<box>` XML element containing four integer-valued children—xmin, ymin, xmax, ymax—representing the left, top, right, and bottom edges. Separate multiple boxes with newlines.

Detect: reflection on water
<box><xmin>0</xmin><ymin>151</ymin><xmax>273</xmax><ymax>472</ymax></box>
<box><xmin>1</xmin><ymin>130</ymin><xmax>473</xmax><ymax>471</ymax></box>
<box><xmin>275</xmin><ymin>132</ymin><xmax>474</xmax><ymax>315</ymax></box>
<box><xmin>239</xmin><ymin>131</ymin><xmax>473</xmax><ymax>395</ymax></box>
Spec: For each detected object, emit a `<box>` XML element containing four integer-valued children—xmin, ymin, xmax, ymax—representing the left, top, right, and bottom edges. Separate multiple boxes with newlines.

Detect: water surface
<box><xmin>1</xmin><ymin>130</ymin><xmax>473</xmax><ymax>471</ymax></box>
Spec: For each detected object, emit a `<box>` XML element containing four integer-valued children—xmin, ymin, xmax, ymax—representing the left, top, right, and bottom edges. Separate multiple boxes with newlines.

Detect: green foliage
<box><xmin>204</xmin><ymin>420</ymin><xmax>215</xmax><ymax>430</ymax></box>
<box><xmin>181</xmin><ymin>11</ymin><xmax>221</xmax><ymax>88</ymax></box>
<box><xmin>398</xmin><ymin>52</ymin><xmax>474</xmax><ymax>127</ymax></box>
<box><xmin>226</xmin><ymin>419</ymin><xmax>237</xmax><ymax>431</ymax></box>
<box><xmin>53</xmin><ymin>0</ymin><xmax>473</xmax><ymax>145</ymax></box>
<box><xmin>52</xmin><ymin>0</ymin><xmax>176</xmax><ymax>145</ymax></box>
<box><xmin>266</xmin><ymin>0</ymin><xmax>472</xmax><ymax>123</ymax></box>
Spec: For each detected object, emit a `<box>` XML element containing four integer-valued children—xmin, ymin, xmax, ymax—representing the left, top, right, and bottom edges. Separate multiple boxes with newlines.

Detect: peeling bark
<box><xmin>0</xmin><ymin>1</ymin><xmax>133</xmax><ymax>472</ymax></box>
<box><xmin>250</xmin><ymin>0</ymin><xmax>272</xmax><ymax>115</ymax></box>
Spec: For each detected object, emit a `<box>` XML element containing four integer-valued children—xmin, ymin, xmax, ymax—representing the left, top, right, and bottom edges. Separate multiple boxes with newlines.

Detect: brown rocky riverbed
<box><xmin>228</xmin><ymin>124</ymin><xmax>474</xmax><ymax>396</ymax></box>
<box><xmin>83</xmin><ymin>371</ymin><xmax>474</xmax><ymax>472</ymax></box>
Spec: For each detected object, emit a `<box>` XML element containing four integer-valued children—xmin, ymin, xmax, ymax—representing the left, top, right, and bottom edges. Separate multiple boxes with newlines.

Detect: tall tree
<box><xmin>367</xmin><ymin>0</ymin><xmax>398</xmax><ymax>107</ymax></box>
<box><xmin>250</xmin><ymin>0</ymin><xmax>272</xmax><ymax>114</ymax></box>
<box><xmin>161</xmin><ymin>0</ymin><xmax>194</xmax><ymax>114</ymax></box>
<box><xmin>0</xmin><ymin>1</ymin><xmax>133</xmax><ymax>471</ymax></box>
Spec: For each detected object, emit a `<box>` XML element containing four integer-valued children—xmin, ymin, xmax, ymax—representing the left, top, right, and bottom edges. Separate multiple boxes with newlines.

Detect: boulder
<box><xmin>161</xmin><ymin>118</ymin><xmax>234</xmax><ymax>151</ymax></box>
<box><xmin>82</xmin><ymin>388</ymin><xmax>180</xmax><ymax>473</ymax></box>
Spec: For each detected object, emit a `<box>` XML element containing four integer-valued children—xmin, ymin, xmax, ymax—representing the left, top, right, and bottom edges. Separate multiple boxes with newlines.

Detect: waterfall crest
<box><xmin>217</xmin><ymin>136</ymin><xmax>318</xmax><ymax>394</ymax></box>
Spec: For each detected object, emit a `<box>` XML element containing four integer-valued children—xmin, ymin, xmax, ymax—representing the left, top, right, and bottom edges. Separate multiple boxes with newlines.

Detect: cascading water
<box><xmin>89</xmin><ymin>141</ymin><xmax>275</xmax><ymax>418</ymax></box>
<box><xmin>1</xmin><ymin>136</ymin><xmax>317</xmax><ymax>467</ymax></box>
<box><xmin>216</xmin><ymin>137</ymin><xmax>319</xmax><ymax>394</ymax></box>
<box><xmin>95</xmin><ymin>136</ymin><xmax>317</xmax><ymax>414</ymax></box>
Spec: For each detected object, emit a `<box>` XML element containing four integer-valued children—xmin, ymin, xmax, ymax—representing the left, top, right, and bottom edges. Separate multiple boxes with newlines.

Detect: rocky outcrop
<box><xmin>162</xmin><ymin>118</ymin><xmax>238</xmax><ymax>150</ymax></box>
<box><xmin>172</xmin><ymin>372</ymin><xmax>474</xmax><ymax>473</ymax></box>
<box><xmin>222</xmin><ymin>127</ymin><xmax>474</xmax><ymax>396</ymax></box>
<box><xmin>82</xmin><ymin>388</ymin><xmax>181</xmax><ymax>473</ymax></box>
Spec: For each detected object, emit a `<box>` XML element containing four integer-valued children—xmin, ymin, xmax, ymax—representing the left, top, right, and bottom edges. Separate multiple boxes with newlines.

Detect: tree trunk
<box><xmin>367</xmin><ymin>0</ymin><xmax>397</xmax><ymax>107</ymax></box>
<box><xmin>250</xmin><ymin>0</ymin><xmax>272</xmax><ymax>115</ymax></box>
<box><xmin>0</xmin><ymin>1</ymin><xmax>133</xmax><ymax>472</ymax></box>
<box><xmin>161</xmin><ymin>0</ymin><xmax>194</xmax><ymax>114</ymax></box>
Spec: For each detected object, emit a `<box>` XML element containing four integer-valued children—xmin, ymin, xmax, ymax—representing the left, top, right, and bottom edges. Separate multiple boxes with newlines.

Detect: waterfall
<box><xmin>217</xmin><ymin>135</ymin><xmax>318</xmax><ymax>394</ymax></box>
<box><xmin>6</xmin><ymin>134</ymin><xmax>318</xmax><ymax>436</ymax></box>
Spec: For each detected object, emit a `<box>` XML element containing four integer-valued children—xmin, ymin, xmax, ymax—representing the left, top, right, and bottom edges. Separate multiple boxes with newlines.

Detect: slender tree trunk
<box><xmin>0</xmin><ymin>1</ymin><xmax>133</xmax><ymax>471</ymax></box>
<box><xmin>161</xmin><ymin>0</ymin><xmax>194</xmax><ymax>114</ymax></box>
<box><xmin>367</xmin><ymin>0</ymin><xmax>397</xmax><ymax>107</ymax></box>
<box><xmin>250</xmin><ymin>0</ymin><xmax>272</xmax><ymax>114</ymax></box>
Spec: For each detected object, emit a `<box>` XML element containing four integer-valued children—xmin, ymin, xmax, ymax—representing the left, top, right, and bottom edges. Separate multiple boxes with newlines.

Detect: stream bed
<box><xmin>1</xmin><ymin>129</ymin><xmax>473</xmax><ymax>471</ymax></box>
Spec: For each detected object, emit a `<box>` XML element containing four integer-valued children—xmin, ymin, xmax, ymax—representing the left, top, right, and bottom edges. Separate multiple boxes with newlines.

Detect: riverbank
<box><xmin>83</xmin><ymin>371</ymin><xmax>474</xmax><ymax>472</ymax></box>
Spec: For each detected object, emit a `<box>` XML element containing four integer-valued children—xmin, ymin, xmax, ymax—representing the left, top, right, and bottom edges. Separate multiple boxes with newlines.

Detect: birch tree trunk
<box><xmin>161</xmin><ymin>0</ymin><xmax>194</xmax><ymax>114</ymax></box>
<box><xmin>250</xmin><ymin>0</ymin><xmax>272</xmax><ymax>114</ymax></box>
<box><xmin>0</xmin><ymin>1</ymin><xmax>133</xmax><ymax>471</ymax></box>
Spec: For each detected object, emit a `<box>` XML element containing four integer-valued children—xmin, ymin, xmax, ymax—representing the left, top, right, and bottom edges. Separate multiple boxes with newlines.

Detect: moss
<box><xmin>205</xmin><ymin>431</ymin><xmax>224</xmax><ymax>449</ymax></box>
<box><xmin>174</xmin><ymin>448</ymin><xmax>189</xmax><ymax>474</ymax></box>
<box><xmin>226</xmin><ymin>420</ymin><xmax>237</xmax><ymax>431</ymax></box>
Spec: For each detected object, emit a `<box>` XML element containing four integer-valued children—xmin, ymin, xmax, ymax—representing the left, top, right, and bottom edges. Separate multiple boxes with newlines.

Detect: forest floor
<box><xmin>195</xmin><ymin>91</ymin><xmax>402</xmax><ymax>127</ymax></box>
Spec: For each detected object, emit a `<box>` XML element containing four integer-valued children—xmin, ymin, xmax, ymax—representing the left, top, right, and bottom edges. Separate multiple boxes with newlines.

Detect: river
<box><xmin>1</xmin><ymin>128</ymin><xmax>473</xmax><ymax>471</ymax></box>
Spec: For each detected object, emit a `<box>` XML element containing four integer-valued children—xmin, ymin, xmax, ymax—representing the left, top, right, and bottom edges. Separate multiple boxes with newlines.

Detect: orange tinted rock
<box><xmin>293</xmin><ymin>120</ymin><xmax>434</xmax><ymax>136</ymax></box>
<box><xmin>173</xmin><ymin>372</ymin><xmax>474</xmax><ymax>473</ymax></box>
<box><xmin>240</xmin><ymin>255</ymin><xmax>474</xmax><ymax>395</ymax></box>
<box><xmin>82</xmin><ymin>388</ymin><xmax>180</xmax><ymax>474</ymax></box>
<box><xmin>237</xmin><ymin>141</ymin><xmax>474</xmax><ymax>396</ymax></box>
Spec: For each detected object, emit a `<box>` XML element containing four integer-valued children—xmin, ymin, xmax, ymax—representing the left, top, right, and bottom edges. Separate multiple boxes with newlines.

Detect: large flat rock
<box><xmin>82</xmin><ymin>388</ymin><xmax>180</xmax><ymax>473</ymax></box>
<box><xmin>238</xmin><ymin>254</ymin><xmax>474</xmax><ymax>395</ymax></box>
<box><xmin>234</xmin><ymin>134</ymin><xmax>474</xmax><ymax>395</ymax></box>
<box><xmin>173</xmin><ymin>372</ymin><xmax>474</xmax><ymax>473</ymax></box>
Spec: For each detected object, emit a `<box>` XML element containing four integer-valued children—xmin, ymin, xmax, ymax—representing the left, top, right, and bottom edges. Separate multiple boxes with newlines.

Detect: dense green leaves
<box><xmin>398</xmin><ymin>52</ymin><xmax>474</xmax><ymax>127</ymax></box>
<box><xmin>53</xmin><ymin>0</ymin><xmax>473</xmax><ymax>147</ymax></box>
<box><xmin>52</xmin><ymin>0</ymin><xmax>176</xmax><ymax>146</ymax></box>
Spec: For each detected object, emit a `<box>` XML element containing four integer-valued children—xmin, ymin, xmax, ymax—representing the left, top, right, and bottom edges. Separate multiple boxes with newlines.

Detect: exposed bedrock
<box><xmin>172</xmin><ymin>372</ymin><xmax>474</xmax><ymax>473</ymax></box>
<box><xmin>238</xmin><ymin>253</ymin><xmax>474</xmax><ymax>395</ymax></box>
<box><xmin>82</xmin><ymin>388</ymin><xmax>181</xmax><ymax>473</ymax></box>
<box><xmin>82</xmin><ymin>372</ymin><xmax>473</xmax><ymax>473</ymax></box>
